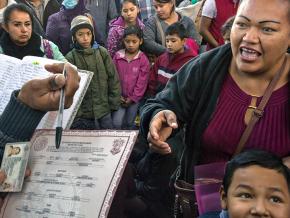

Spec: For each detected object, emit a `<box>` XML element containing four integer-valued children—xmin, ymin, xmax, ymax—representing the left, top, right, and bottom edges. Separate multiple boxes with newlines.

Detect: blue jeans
<box><xmin>112</xmin><ymin>102</ymin><xmax>139</xmax><ymax>129</ymax></box>
<box><xmin>71</xmin><ymin>113</ymin><xmax>113</xmax><ymax>130</ymax></box>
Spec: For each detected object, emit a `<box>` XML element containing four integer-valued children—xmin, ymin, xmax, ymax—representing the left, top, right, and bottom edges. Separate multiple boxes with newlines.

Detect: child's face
<box><xmin>221</xmin><ymin>165</ymin><xmax>290</xmax><ymax>218</ymax></box>
<box><xmin>121</xmin><ymin>2</ymin><xmax>139</xmax><ymax>24</ymax></box>
<box><xmin>223</xmin><ymin>32</ymin><xmax>231</xmax><ymax>44</ymax></box>
<box><xmin>166</xmin><ymin>34</ymin><xmax>185</xmax><ymax>54</ymax></box>
<box><xmin>75</xmin><ymin>28</ymin><xmax>92</xmax><ymax>49</ymax></box>
<box><xmin>124</xmin><ymin>34</ymin><xmax>142</xmax><ymax>54</ymax></box>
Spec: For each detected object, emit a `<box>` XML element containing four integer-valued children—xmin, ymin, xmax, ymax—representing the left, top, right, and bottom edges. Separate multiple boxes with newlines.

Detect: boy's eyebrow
<box><xmin>268</xmin><ymin>187</ymin><xmax>288</xmax><ymax>197</ymax></box>
<box><xmin>236</xmin><ymin>184</ymin><xmax>288</xmax><ymax>195</ymax></box>
<box><xmin>235</xmin><ymin>184</ymin><xmax>253</xmax><ymax>190</ymax></box>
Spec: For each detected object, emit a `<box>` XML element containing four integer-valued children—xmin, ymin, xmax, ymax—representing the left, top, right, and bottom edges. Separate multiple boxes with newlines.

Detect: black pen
<box><xmin>55</xmin><ymin>64</ymin><xmax>67</xmax><ymax>149</ymax></box>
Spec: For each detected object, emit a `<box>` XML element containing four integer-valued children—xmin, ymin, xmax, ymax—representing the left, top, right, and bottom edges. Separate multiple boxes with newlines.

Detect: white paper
<box><xmin>0</xmin><ymin>54</ymin><xmax>93</xmax><ymax>129</ymax></box>
<box><xmin>0</xmin><ymin>130</ymin><xmax>138</xmax><ymax>218</ymax></box>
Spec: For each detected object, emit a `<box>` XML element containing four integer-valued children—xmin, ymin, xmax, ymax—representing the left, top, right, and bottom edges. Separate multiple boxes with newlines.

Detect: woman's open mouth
<box><xmin>240</xmin><ymin>47</ymin><xmax>261</xmax><ymax>61</ymax></box>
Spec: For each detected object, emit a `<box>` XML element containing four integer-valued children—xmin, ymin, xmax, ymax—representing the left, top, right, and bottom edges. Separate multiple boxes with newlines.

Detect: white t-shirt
<box><xmin>202</xmin><ymin>0</ymin><xmax>238</xmax><ymax>19</ymax></box>
<box><xmin>0</xmin><ymin>0</ymin><xmax>17</xmax><ymax>23</ymax></box>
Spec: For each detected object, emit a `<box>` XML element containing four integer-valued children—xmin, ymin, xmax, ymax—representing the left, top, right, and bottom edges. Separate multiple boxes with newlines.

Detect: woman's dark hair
<box><xmin>123</xmin><ymin>25</ymin><xmax>143</xmax><ymax>40</ymax></box>
<box><xmin>165</xmin><ymin>22</ymin><xmax>188</xmax><ymax>39</ymax></box>
<box><xmin>121</xmin><ymin>0</ymin><xmax>138</xmax><ymax>7</ymax></box>
<box><xmin>154</xmin><ymin>0</ymin><xmax>175</xmax><ymax>12</ymax></box>
<box><xmin>223</xmin><ymin>149</ymin><xmax>290</xmax><ymax>195</ymax></box>
<box><xmin>3</xmin><ymin>3</ymin><xmax>34</xmax><ymax>27</ymax></box>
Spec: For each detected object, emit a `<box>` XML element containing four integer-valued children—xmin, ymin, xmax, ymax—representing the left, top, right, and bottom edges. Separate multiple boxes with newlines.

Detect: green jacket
<box><xmin>66</xmin><ymin>46</ymin><xmax>121</xmax><ymax>119</ymax></box>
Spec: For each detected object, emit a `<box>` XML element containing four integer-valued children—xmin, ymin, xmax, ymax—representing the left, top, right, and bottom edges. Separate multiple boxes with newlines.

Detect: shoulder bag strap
<box><xmin>233</xmin><ymin>57</ymin><xmax>288</xmax><ymax>156</ymax></box>
<box><xmin>154</xmin><ymin>15</ymin><xmax>166</xmax><ymax>47</ymax></box>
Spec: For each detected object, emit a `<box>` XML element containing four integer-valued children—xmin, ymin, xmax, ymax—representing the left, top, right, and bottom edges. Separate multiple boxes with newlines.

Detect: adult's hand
<box><xmin>0</xmin><ymin>168</ymin><xmax>31</xmax><ymax>210</ymax></box>
<box><xmin>147</xmin><ymin>110</ymin><xmax>178</xmax><ymax>155</ymax></box>
<box><xmin>17</xmin><ymin>63</ymin><xmax>80</xmax><ymax>111</ymax></box>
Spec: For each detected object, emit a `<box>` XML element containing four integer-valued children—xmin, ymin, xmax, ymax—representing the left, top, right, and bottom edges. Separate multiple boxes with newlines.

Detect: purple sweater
<box><xmin>113</xmin><ymin>49</ymin><xmax>150</xmax><ymax>103</ymax></box>
<box><xmin>46</xmin><ymin>0</ymin><xmax>89</xmax><ymax>55</ymax></box>
<box><xmin>201</xmin><ymin>74</ymin><xmax>290</xmax><ymax>163</ymax></box>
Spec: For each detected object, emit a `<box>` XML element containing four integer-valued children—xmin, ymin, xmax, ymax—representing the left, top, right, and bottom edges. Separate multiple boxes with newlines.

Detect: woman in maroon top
<box><xmin>129</xmin><ymin>0</ymin><xmax>290</xmax><ymax>216</ymax></box>
<box><xmin>141</xmin><ymin>0</ymin><xmax>290</xmax><ymax>175</ymax></box>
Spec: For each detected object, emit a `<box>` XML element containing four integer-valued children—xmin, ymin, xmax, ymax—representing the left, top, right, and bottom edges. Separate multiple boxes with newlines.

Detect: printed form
<box><xmin>0</xmin><ymin>130</ymin><xmax>138</xmax><ymax>218</ymax></box>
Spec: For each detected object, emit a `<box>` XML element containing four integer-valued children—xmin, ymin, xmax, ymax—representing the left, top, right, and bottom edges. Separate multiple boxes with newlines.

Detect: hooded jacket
<box><xmin>46</xmin><ymin>0</ymin><xmax>102</xmax><ymax>55</ymax></box>
<box><xmin>148</xmin><ymin>47</ymin><xmax>196</xmax><ymax>95</ymax></box>
<box><xmin>113</xmin><ymin>49</ymin><xmax>150</xmax><ymax>103</ymax></box>
<box><xmin>66</xmin><ymin>44</ymin><xmax>121</xmax><ymax>119</ymax></box>
<box><xmin>107</xmin><ymin>16</ymin><xmax>145</xmax><ymax>58</ymax></box>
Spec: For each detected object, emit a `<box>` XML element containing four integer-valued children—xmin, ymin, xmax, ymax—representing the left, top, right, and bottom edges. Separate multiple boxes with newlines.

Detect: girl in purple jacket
<box><xmin>107</xmin><ymin>0</ymin><xmax>144</xmax><ymax>58</ymax></box>
<box><xmin>112</xmin><ymin>26</ymin><xmax>150</xmax><ymax>129</ymax></box>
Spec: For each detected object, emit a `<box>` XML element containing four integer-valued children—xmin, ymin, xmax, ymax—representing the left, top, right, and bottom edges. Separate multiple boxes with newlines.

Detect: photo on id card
<box><xmin>0</xmin><ymin>142</ymin><xmax>30</xmax><ymax>192</ymax></box>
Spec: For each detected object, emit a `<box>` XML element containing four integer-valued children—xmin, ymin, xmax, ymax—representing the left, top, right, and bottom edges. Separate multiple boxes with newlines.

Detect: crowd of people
<box><xmin>0</xmin><ymin>0</ymin><xmax>290</xmax><ymax>217</ymax></box>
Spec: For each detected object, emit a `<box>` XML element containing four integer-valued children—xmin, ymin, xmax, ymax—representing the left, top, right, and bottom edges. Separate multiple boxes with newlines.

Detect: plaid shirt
<box><xmin>138</xmin><ymin>0</ymin><xmax>155</xmax><ymax>22</ymax></box>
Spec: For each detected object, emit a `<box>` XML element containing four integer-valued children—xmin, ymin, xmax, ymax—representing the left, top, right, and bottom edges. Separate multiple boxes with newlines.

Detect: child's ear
<box><xmin>140</xmin><ymin>38</ymin><xmax>143</xmax><ymax>45</ymax></box>
<box><xmin>181</xmin><ymin>38</ymin><xmax>186</xmax><ymax>45</ymax></box>
<box><xmin>220</xmin><ymin>186</ymin><xmax>228</xmax><ymax>210</ymax></box>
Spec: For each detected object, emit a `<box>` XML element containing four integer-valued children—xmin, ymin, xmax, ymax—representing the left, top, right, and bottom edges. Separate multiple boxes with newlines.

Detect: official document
<box><xmin>0</xmin><ymin>130</ymin><xmax>138</xmax><ymax>218</ymax></box>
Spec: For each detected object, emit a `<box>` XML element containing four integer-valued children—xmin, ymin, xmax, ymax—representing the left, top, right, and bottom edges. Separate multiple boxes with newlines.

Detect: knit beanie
<box><xmin>70</xmin><ymin>15</ymin><xmax>95</xmax><ymax>43</ymax></box>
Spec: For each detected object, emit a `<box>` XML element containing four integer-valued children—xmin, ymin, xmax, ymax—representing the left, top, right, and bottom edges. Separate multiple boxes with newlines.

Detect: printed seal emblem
<box><xmin>33</xmin><ymin>137</ymin><xmax>48</xmax><ymax>151</ymax></box>
<box><xmin>110</xmin><ymin>138</ymin><xmax>125</xmax><ymax>155</ymax></box>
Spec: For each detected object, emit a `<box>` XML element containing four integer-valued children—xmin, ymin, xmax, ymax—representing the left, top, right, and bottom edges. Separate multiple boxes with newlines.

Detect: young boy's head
<box><xmin>165</xmin><ymin>22</ymin><xmax>187</xmax><ymax>54</ymax></box>
<box><xmin>220</xmin><ymin>149</ymin><xmax>290</xmax><ymax>218</ymax></box>
<box><xmin>221</xmin><ymin>16</ymin><xmax>235</xmax><ymax>44</ymax></box>
<box><xmin>70</xmin><ymin>15</ymin><xmax>94</xmax><ymax>49</ymax></box>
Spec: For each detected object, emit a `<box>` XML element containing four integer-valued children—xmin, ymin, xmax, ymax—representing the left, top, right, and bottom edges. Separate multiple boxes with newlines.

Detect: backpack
<box><xmin>42</xmin><ymin>39</ymin><xmax>54</xmax><ymax>59</ymax></box>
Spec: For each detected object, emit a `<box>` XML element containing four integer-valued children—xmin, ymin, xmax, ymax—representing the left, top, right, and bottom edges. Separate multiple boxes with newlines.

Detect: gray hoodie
<box><xmin>85</xmin><ymin>0</ymin><xmax>118</xmax><ymax>45</ymax></box>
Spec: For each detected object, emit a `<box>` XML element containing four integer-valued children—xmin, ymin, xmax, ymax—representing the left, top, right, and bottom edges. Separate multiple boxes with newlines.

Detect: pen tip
<box><xmin>55</xmin><ymin>127</ymin><xmax>63</xmax><ymax>149</ymax></box>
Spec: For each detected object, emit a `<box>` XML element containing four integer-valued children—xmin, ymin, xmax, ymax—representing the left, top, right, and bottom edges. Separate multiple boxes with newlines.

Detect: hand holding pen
<box><xmin>17</xmin><ymin>62</ymin><xmax>80</xmax><ymax>149</ymax></box>
<box><xmin>18</xmin><ymin>63</ymin><xmax>80</xmax><ymax>111</ymax></box>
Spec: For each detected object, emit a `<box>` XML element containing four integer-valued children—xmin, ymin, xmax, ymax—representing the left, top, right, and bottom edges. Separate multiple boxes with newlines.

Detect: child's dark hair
<box><xmin>121</xmin><ymin>0</ymin><xmax>138</xmax><ymax>7</ymax></box>
<box><xmin>165</xmin><ymin>22</ymin><xmax>188</xmax><ymax>39</ymax></box>
<box><xmin>223</xmin><ymin>149</ymin><xmax>290</xmax><ymax>195</ymax></box>
<box><xmin>221</xmin><ymin>16</ymin><xmax>235</xmax><ymax>37</ymax></box>
<box><xmin>3</xmin><ymin>3</ymin><xmax>34</xmax><ymax>28</ymax></box>
<box><xmin>123</xmin><ymin>25</ymin><xmax>143</xmax><ymax>40</ymax></box>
